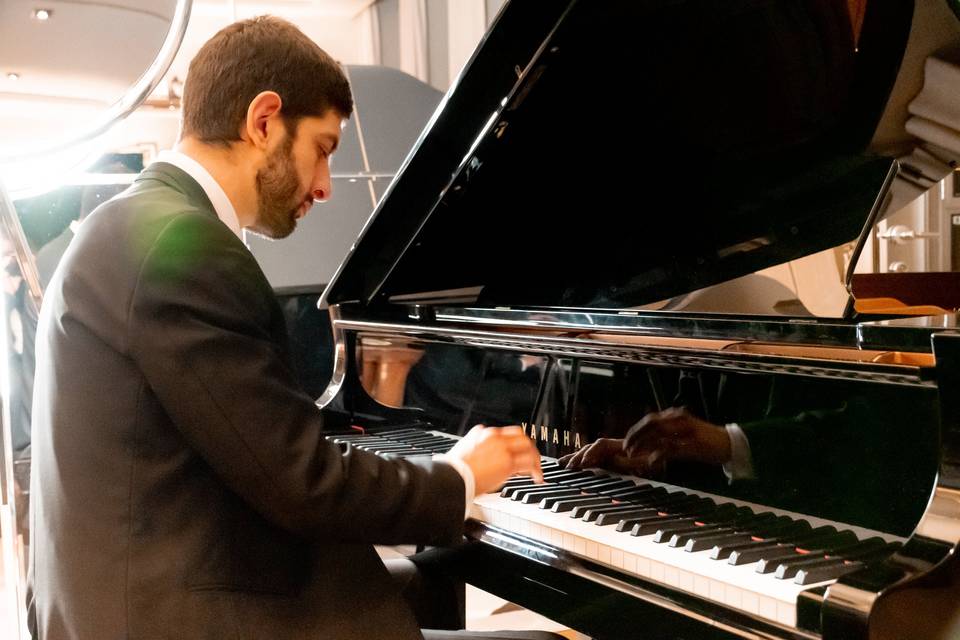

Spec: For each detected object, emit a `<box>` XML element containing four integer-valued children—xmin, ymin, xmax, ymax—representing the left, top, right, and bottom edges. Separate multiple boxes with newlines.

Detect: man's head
<box><xmin>180</xmin><ymin>16</ymin><xmax>353</xmax><ymax>238</ymax></box>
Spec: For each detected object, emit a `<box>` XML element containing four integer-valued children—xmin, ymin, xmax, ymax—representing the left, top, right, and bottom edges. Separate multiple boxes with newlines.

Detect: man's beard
<box><xmin>252</xmin><ymin>135</ymin><xmax>306</xmax><ymax>240</ymax></box>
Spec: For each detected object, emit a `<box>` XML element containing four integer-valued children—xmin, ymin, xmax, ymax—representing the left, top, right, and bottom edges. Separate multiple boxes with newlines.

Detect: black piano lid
<box><xmin>322</xmin><ymin>0</ymin><xmax>913</xmax><ymax>311</ymax></box>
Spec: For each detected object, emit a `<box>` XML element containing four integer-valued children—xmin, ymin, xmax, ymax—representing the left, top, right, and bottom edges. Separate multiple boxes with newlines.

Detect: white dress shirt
<box><xmin>155</xmin><ymin>150</ymin><xmax>242</xmax><ymax>238</ymax></box>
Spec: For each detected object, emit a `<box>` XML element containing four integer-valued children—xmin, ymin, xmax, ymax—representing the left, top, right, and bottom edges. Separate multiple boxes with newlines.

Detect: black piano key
<box><xmin>687</xmin><ymin>531</ymin><xmax>754</xmax><ymax>553</ymax></box>
<box><xmin>755</xmin><ymin>531</ymin><xmax>860</xmax><ymax>574</ymax></box>
<box><xmin>581</xmin><ymin>504</ymin><xmax>654</xmax><ymax>523</ymax></box>
<box><xmin>563</xmin><ymin>474</ymin><xmax>617</xmax><ymax>488</ymax></box>
<box><xmin>515</xmin><ymin>486</ymin><xmax>580</xmax><ymax>503</ymax></box>
<box><xmin>613</xmin><ymin>497</ymin><xmax>712</xmax><ymax>532</ymax></box>
<box><xmin>692</xmin><ymin>518</ymin><xmax>804</xmax><ymax>554</ymax></box>
<box><xmin>501</xmin><ymin>477</ymin><xmax>539</xmax><ymax>488</ymax></box>
<box><xmin>570</xmin><ymin>501</ymin><xmax>617</xmax><ymax>519</ymax></box>
<box><xmin>544</xmin><ymin>470</ymin><xmax>597</xmax><ymax>482</ymax></box>
<box><xmin>631</xmin><ymin>516</ymin><xmax>698</xmax><ymax>537</ymax></box>
<box><xmin>571</xmin><ymin>479</ymin><xmax>637</xmax><ymax>493</ymax></box>
<box><xmin>596</xmin><ymin>482</ymin><xmax>644</xmax><ymax>496</ymax></box>
<box><xmin>604</xmin><ymin>483</ymin><xmax>655</xmax><ymax>497</ymax></box>
<box><xmin>667</xmin><ymin>524</ymin><xmax>736</xmax><ymax>547</ymax></box>
<box><xmin>772</xmin><ymin>537</ymin><xmax>890</xmax><ymax>580</ymax></box>
<box><xmin>501</xmin><ymin>477</ymin><xmax>569</xmax><ymax>498</ymax></box>
<box><xmin>754</xmin><ymin>548</ymin><xmax>813</xmax><ymax>574</ymax></box>
<box><xmin>534</xmin><ymin>490</ymin><xmax>589</xmax><ymax>508</ymax></box>
<box><xmin>550</xmin><ymin>496</ymin><xmax>613</xmax><ymax>513</ymax></box>
<box><xmin>601</xmin><ymin>486</ymin><xmax>666</xmax><ymax>502</ymax></box>
<box><xmin>500</xmin><ymin>483</ymin><xmax>539</xmax><ymax>499</ymax></box>
<box><xmin>377</xmin><ymin>428</ymin><xmax>430</xmax><ymax>436</ymax></box>
<box><xmin>382</xmin><ymin>449</ymin><xmax>432</xmax><ymax>457</ymax></box>
<box><xmin>725</xmin><ymin>525</ymin><xmax>838</xmax><ymax>565</ymax></box>
<box><xmin>649</xmin><ymin>504</ymin><xmax>747</xmax><ymax>541</ymax></box>
<box><xmin>651</xmin><ymin>509</ymin><xmax>740</xmax><ymax>543</ymax></box>
<box><xmin>795</xmin><ymin>560</ymin><xmax>866</xmax><ymax>585</ymax></box>
<box><xmin>595</xmin><ymin>508</ymin><xmax>659</xmax><ymax>526</ymax></box>
<box><xmin>618</xmin><ymin>491</ymin><xmax>698</xmax><ymax>512</ymax></box>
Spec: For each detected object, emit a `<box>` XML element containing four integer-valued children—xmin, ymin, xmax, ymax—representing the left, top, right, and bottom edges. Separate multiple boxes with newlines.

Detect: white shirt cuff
<box><xmin>434</xmin><ymin>454</ymin><xmax>475</xmax><ymax>520</ymax></box>
<box><xmin>722</xmin><ymin>423</ymin><xmax>756</xmax><ymax>482</ymax></box>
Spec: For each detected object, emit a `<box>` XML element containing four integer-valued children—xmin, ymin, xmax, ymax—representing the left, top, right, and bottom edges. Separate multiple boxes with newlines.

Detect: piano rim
<box><xmin>330</xmin><ymin>315</ymin><xmax>935</xmax><ymax>388</ymax></box>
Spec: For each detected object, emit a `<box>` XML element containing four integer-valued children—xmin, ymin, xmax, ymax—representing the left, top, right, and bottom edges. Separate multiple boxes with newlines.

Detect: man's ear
<box><xmin>243</xmin><ymin>91</ymin><xmax>283</xmax><ymax>150</ymax></box>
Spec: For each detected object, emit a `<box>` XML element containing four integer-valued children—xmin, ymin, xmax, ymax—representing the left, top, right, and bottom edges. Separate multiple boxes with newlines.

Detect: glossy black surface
<box><xmin>351</xmin><ymin>335</ymin><xmax>938</xmax><ymax>537</ymax></box>
<box><xmin>307</xmin><ymin>0</ymin><xmax>960</xmax><ymax>636</ymax></box>
<box><xmin>325</xmin><ymin>0</ymin><xmax>910</xmax><ymax>310</ymax></box>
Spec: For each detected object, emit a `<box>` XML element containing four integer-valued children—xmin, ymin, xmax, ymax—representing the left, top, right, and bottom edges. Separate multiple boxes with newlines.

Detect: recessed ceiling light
<box><xmin>33</xmin><ymin>9</ymin><xmax>52</xmax><ymax>21</ymax></box>
<box><xmin>7</xmin><ymin>73</ymin><xmax>20</xmax><ymax>81</ymax></box>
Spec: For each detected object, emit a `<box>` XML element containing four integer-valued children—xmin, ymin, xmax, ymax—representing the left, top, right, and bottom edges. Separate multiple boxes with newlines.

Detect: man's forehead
<box><xmin>298</xmin><ymin>113</ymin><xmax>344</xmax><ymax>141</ymax></box>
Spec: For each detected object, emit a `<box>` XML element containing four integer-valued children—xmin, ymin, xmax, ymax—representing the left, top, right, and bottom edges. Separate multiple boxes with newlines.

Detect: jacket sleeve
<box><xmin>127</xmin><ymin>212</ymin><xmax>464</xmax><ymax>545</ymax></box>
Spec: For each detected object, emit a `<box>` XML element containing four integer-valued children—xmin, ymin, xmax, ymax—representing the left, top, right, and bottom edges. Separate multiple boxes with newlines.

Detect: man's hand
<box><xmin>559</xmin><ymin>438</ymin><xmax>646</xmax><ymax>475</ymax></box>
<box><xmin>624</xmin><ymin>407</ymin><xmax>732</xmax><ymax>468</ymax></box>
<box><xmin>560</xmin><ymin>407</ymin><xmax>732</xmax><ymax>476</ymax></box>
<box><xmin>446</xmin><ymin>425</ymin><xmax>543</xmax><ymax>494</ymax></box>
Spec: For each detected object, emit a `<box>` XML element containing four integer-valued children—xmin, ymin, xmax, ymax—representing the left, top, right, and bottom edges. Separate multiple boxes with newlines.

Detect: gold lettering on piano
<box><xmin>520</xmin><ymin>422</ymin><xmax>585</xmax><ymax>450</ymax></box>
<box><xmin>521</xmin><ymin>422</ymin><xmax>533</xmax><ymax>441</ymax></box>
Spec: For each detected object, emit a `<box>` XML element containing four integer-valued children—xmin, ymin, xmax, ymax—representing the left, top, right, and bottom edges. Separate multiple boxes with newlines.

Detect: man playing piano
<box><xmin>26</xmin><ymin>16</ymin><xmax>560</xmax><ymax>640</ymax></box>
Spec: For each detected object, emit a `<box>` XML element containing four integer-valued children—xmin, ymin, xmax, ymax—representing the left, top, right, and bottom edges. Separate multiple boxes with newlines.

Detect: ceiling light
<box><xmin>6</xmin><ymin>73</ymin><xmax>20</xmax><ymax>81</ymax></box>
<box><xmin>33</xmin><ymin>9</ymin><xmax>52</xmax><ymax>20</ymax></box>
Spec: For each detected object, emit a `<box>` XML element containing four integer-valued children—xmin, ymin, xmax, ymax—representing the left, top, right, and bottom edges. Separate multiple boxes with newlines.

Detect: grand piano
<box><xmin>309</xmin><ymin>1</ymin><xmax>960</xmax><ymax>638</ymax></box>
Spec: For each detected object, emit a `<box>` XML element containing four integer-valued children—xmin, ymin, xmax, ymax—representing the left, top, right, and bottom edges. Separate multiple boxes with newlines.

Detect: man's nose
<box><xmin>312</xmin><ymin>167</ymin><xmax>332</xmax><ymax>202</ymax></box>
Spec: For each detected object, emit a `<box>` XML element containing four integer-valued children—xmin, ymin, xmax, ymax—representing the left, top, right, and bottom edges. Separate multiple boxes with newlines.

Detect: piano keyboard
<box><xmin>327</xmin><ymin>427</ymin><xmax>903</xmax><ymax>629</ymax></box>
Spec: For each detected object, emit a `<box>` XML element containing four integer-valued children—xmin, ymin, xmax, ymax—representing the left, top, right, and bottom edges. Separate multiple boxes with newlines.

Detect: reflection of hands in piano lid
<box><xmin>560</xmin><ymin>407</ymin><xmax>732</xmax><ymax>476</ymax></box>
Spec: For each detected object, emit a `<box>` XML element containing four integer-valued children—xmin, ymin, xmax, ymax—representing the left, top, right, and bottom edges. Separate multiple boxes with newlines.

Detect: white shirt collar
<box><xmin>155</xmin><ymin>149</ymin><xmax>242</xmax><ymax>239</ymax></box>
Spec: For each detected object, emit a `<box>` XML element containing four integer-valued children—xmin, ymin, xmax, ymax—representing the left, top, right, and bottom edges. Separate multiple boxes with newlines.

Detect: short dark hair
<box><xmin>181</xmin><ymin>16</ymin><xmax>353</xmax><ymax>145</ymax></box>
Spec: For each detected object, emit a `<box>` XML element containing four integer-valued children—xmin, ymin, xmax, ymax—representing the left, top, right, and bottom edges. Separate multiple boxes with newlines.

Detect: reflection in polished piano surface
<box><xmin>301</xmin><ymin>0</ymin><xmax>960</xmax><ymax>638</ymax></box>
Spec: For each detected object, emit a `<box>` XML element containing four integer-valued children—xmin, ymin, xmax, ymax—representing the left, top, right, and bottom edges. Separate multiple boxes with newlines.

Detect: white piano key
<box><xmin>759</xmin><ymin>597</ymin><xmax>778</xmax><ymax>622</ymax></box>
<box><xmin>709</xmin><ymin>580</ymin><xmax>725</xmax><ymax>603</ymax></box>
<box><xmin>470</xmin><ymin>488</ymin><xmax>849</xmax><ymax>630</ymax></box>
<box><xmin>551</xmin><ymin>528</ymin><xmax>563</xmax><ymax>548</ymax></box>
<box><xmin>585</xmin><ymin>541</ymin><xmax>599</xmax><ymax>560</ymax></box>
<box><xmin>724</xmin><ymin>586</ymin><xmax>742</xmax><ymax>610</ymax></box>
<box><xmin>650</xmin><ymin>561</ymin><xmax>665</xmax><ymax>583</ymax></box>
<box><xmin>663</xmin><ymin>566</ymin><xmax>680</xmax><ymax>588</ymax></box>
<box><xmin>598</xmin><ymin>545</ymin><xmax>611</xmax><ymax>565</ymax></box>
<box><xmin>777</xmin><ymin>601</ymin><xmax>795</xmax><ymax>627</ymax></box>
<box><xmin>574</xmin><ymin>538</ymin><xmax>587</xmax><ymax>556</ymax></box>
<box><xmin>611</xmin><ymin>549</ymin><xmax>624</xmax><ymax>569</ymax></box>
<box><xmin>741</xmin><ymin>591</ymin><xmax>760</xmax><ymax>615</ymax></box>
<box><xmin>636</xmin><ymin>555</ymin><xmax>650</xmax><ymax>578</ymax></box>
<box><xmin>694</xmin><ymin>575</ymin><xmax>710</xmax><ymax>598</ymax></box>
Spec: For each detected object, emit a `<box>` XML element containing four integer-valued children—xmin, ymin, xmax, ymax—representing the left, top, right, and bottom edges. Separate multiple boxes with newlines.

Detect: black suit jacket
<box><xmin>27</xmin><ymin>163</ymin><xmax>465</xmax><ymax>639</ymax></box>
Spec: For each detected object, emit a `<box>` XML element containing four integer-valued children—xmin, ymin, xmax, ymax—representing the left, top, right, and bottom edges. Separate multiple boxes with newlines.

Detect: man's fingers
<box><xmin>498</xmin><ymin>425</ymin><xmax>524</xmax><ymax>436</ymax></box>
<box><xmin>505</xmin><ymin>434</ymin><xmax>535</xmax><ymax>452</ymax></box>
<box><xmin>624</xmin><ymin>425</ymin><xmax>665</xmax><ymax>456</ymax></box>
<box><xmin>578</xmin><ymin>438</ymin><xmax>619</xmax><ymax>468</ymax></box>
<box><xmin>565</xmin><ymin>447</ymin><xmax>587</xmax><ymax>470</ymax></box>
<box><xmin>513</xmin><ymin>450</ymin><xmax>543</xmax><ymax>483</ymax></box>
